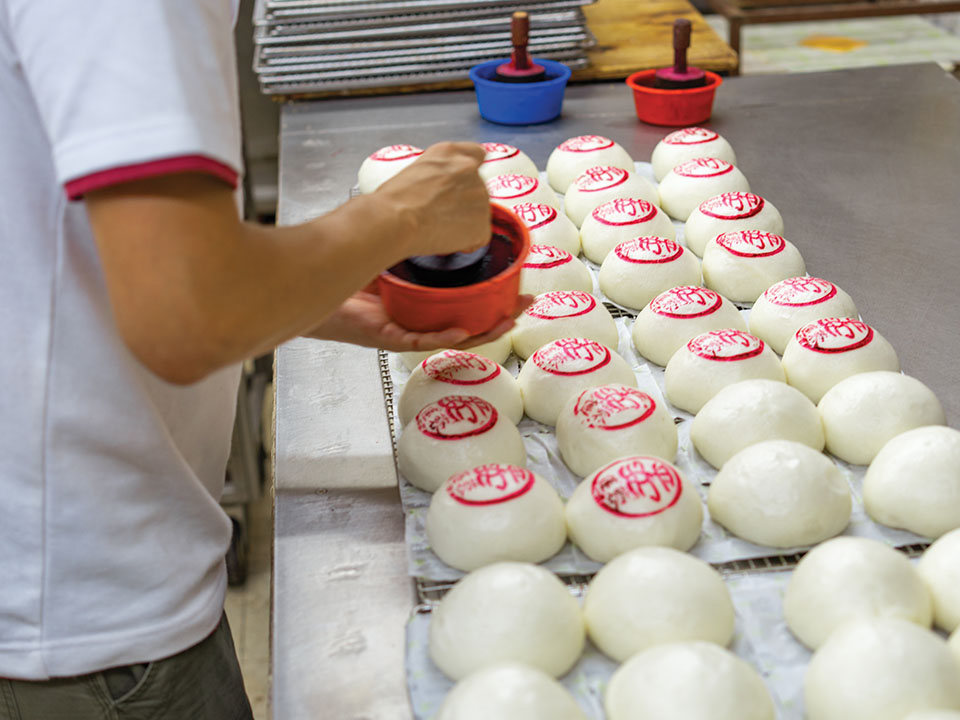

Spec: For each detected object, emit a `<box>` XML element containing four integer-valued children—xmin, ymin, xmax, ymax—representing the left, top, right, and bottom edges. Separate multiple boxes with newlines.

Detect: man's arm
<box><xmin>86</xmin><ymin>142</ymin><xmax>491</xmax><ymax>385</ymax></box>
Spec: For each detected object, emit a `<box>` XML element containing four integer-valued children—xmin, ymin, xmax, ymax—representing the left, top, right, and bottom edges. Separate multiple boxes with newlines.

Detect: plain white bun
<box><xmin>918</xmin><ymin>529</ymin><xmax>960</xmax><ymax>632</ymax></box>
<box><xmin>428</xmin><ymin>562</ymin><xmax>585</xmax><ymax>680</ymax></box>
<box><xmin>399</xmin><ymin>333</ymin><xmax>513</xmax><ymax>370</ymax></box>
<box><xmin>397</xmin><ymin>396</ymin><xmax>527</xmax><ymax>493</ymax></box>
<box><xmin>511</xmin><ymin>291</ymin><xmax>618</xmax><ymax>360</ymax></box>
<box><xmin>556</xmin><ymin>384</ymin><xmax>678</xmax><ymax>477</ymax></box>
<box><xmin>517</xmin><ymin>338</ymin><xmax>637</xmax><ymax>426</ymax></box>
<box><xmin>864</xmin><ymin>426</ymin><xmax>960</xmax><ymax>539</ymax></box>
<box><xmin>783</xmin><ymin>318</ymin><xmax>900</xmax><ymax>403</ymax></box>
<box><xmin>818</xmin><ymin>371</ymin><xmax>946</xmax><ymax>465</ymax></box>
<box><xmin>546</xmin><ymin>135</ymin><xmax>634</xmax><ymax>193</ymax></box>
<box><xmin>605</xmin><ymin>642</ymin><xmax>775</xmax><ymax>720</ymax></box>
<box><xmin>650</xmin><ymin>127</ymin><xmax>737</xmax><ymax>181</ymax></box>
<box><xmin>665</xmin><ymin>330</ymin><xmax>785</xmax><ymax>414</ymax></box>
<box><xmin>599</xmin><ymin>237</ymin><xmax>702</xmax><ymax>311</ymax></box>
<box><xmin>519</xmin><ymin>245</ymin><xmax>593</xmax><ymax>296</ymax></box>
<box><xmin>580</xmin><ymin>197</ymin><xmax>676</xmax><ymax>264</ymax></box>
<box><xmin>427</xmin><ymin>465</ymin><xmax>565</xmax><ymax>571</ymax></box>
<box><xmin>658</xmin><ymin>158</ymin><xmax>750</xmax><ymax>221</ymax></box>
<box><xmin>477</xmin><ymin>142</ymin><xmax>539</xmax><ymax>182</ymax></box>
<box><xmin>749</xmin><ymin>277</ymin><xmax>858</xmax><ymax>354</ymax></box>
<box><xmin>357</xmin><ymin>144</ymin><xmax>423</xmax><ymax>193</ymax></box>
<box><xmin>804</xmin><ymin>618</ymin><xmax>960</xmax><ymax>720</ymax></box>
<box><xmin>511</xmin><ymin>202</ymin><xmax>581</xmax><ymax>256</ymax></box>
<box><xmin>702</xmin><ymin>231</ymin><xmax>806</xmax><ymax>303</ymax></box>
<box><xmin>691</xmin><ymin>379</ymin><xmax>825</xmax><ymax>469</ymax></box>
<box><xmin>564</xmin><ymin>166</ymin><xmax>659</xmax><ymax>227</ymax></box>
<box><xmin>436</xmin><ymin>663</ymin><xmax>587</xmax><ymax>720</ymax></box>
<box><xmin>399</xmin><ymin>350</ymin><xmax>523</xmax><ymax>426</ymax></box>
<box><xmin>565</xmin><ymin>456</ymin><xmax>703</xmax><ymax>562</ymax></box>
<box><xmin>584</xmin><ymin>547</ymin><xmax>734</xmax><ymax>662</ymax></box>
<box><xmin>486</xmin><ymin>173</ymin><xmax>560</xmax><ymax>211</ymax></box>
<box><xmin>684</xmin><ymin>192</ymin><xmax>784</xmax><ymax>257</ymax></box>
<box><xmin>632</xmin><ymin>286</ymin><xmax>746</xmax><ymax>366</ymax></box>
<box><xmin>784</xmin><ymin>536</ymin><xmax>933</xmax><ymax>649</ymax></box>
<box><xmin>707</xmin><ymin>440</ymin><xmax>850</xmax><ymax>547</ymax></box>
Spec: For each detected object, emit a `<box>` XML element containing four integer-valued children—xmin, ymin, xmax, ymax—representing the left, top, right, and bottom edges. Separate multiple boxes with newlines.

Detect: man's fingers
<box><xmin>423</xmin><ymin>141</ymin><xmax>486</xmax><ymax>164</ymax></box>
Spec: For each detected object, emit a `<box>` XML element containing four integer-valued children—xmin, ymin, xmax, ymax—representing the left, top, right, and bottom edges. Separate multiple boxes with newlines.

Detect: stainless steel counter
<box><xmin>273</xmin><ymin>64</ymin><xmax>960</xmax><ymax>720</ymax></box>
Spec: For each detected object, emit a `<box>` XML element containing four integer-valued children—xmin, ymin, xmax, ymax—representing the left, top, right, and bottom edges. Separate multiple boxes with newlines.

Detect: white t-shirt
<box><xmin>0</xmin><ymin>0</ymin><xmax>245</xmax><ymax>679</ymax></box>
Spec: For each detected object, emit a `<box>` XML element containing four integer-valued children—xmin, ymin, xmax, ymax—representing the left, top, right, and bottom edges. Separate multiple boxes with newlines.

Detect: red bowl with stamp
<box><xmin>379</xmin><ymin>204</ymin><xmax>531</xmax><ymax>335</ymax></box>
<box><xmin>625</xmin><ymin>70</ymin><xmax>722</xmax><ymax>127</ymax></box>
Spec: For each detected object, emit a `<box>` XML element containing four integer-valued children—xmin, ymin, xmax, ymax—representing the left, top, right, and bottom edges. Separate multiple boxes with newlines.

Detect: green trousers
<box><xmin>0</xmin><ymin>614</ymin><xmax>253</xmax><ymax>720</ymax></box>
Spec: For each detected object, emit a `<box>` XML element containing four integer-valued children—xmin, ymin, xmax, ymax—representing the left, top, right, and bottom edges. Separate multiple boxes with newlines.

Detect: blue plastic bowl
<box><xmin>469</xmin><ymin>58</ymin><xmax>572</xmax><ymax>126</ymax></box>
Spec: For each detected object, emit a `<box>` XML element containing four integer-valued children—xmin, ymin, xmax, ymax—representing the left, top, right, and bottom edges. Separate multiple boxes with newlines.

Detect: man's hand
<box><xmin>376</xmin><ymin>142</ymin><xmax>491</xmax><ymax>259</ymax></box>
<box><xmin>307</xmin><ymin>291</ymin><xmax>533</xmax><ymax>352</ymax></box>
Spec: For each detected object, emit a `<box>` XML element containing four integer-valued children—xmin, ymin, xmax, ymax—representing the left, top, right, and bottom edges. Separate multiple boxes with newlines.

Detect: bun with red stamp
<box><xmin>749</xmin><ymin>277</ymin><xmax>859</xmax><ymax>354</ymax></box>
<box><xmin>397</xmin><ymin>395</ymin><xmax>527</xmax><ymax>492</ymax></box>
<box><xmin>556</xmin><ymin>384</ymin><xmax>678</xmax><ymax>477</ymax></box>
<box><xmin>511</xmin><ymin>291</ymin><xmax>618</xmax><ymax>359</ymax></box>
<box><xmin>477</xmin><ymin>142</ymin><xmax>539</xmax><ymax>182</ymax></box>
<box><xmin>684</xmin><ymin>191</ymin><xmax>784</xmax><ymax>257</ymax></box>
<box><xmin>651</xmin><ymin>127</ymin><xmax>737</xmax><ymax>181</ymax></box>
<box><xmin>782</xmin><ymin>317</ymin><xmax>900</xmax><ymax>403</ymax></box>
<box><xmin>565</xmin><ymin>457</ymin><xmax>703</xmax><ymax>562</ymax></box>
<box><xmin>580</xmin><ymin>197</ymin><xmax>677</xmax><ymax>264</ymax></box>
<box><xmin>517</xmin><ymin>338</ymin><xmax>637</xmax><ymax>425</ymax></box>
<box><xmin>426</xmin><ymin>464</ymin><xmax>566</xmax><ymax>571</ymax></box>
<box><xmin>599</xmin><ymin>237</ymin><xmax>702</xmax><ymax>311</ymax></box>
<box><xmin>399</xmin><ymin>349</ymin><xmax>523</xmax><ymax>426</ymax></box>
<box><xmin>702</xmin><ymin>230</ymin><xmax>806</xmax><ymax>303</ymax></box>
<box><xmin>357</xmin><ymin>143</ymin><xmax>424</xmax><ymax>193</ymax></box>
<box><xmin>486</xmin><ymin>173</ymin><xmax>560</xmax><ymax>211</ymax></box>
<box><xmin>563</xmin><ymin>166</ymin><xmax>659</xmax><ymax>228</ymax></box>
<box><xmin>546</xmin><ymin>135</ymin><xmax>635</xmax><ymax>193</ymax></box>
<box><xmin>658</xmin><ymin>158</ymin><xmax>750</xmax><ymax>221</ymax></box>
<box><xmin>519</xmin><ymin>244</ymin><xmax>593</xmax><ymax>297</ymax></box>
<box><xmin>631</xmin><ymin>285</ymin><xmax>747</xmax><ymax>366</ymax></box>
<box><xmin>665</xmin><ymin>329</ymin><xmax>785</xmax><ymax>414</ymax></box>
<box><xmin>511</xmin><ymin>202</ymin><xmax>582</xmax><ymax>256</ymax></box>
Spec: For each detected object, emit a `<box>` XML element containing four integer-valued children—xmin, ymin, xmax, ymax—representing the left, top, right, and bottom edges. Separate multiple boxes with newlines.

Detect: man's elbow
<box><xmin>118</xmin><ymin>314</ymin><xmax>227</xmax><ymax>386</ymax></box>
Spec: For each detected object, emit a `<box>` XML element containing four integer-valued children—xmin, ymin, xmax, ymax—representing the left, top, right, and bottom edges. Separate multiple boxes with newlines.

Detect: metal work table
<box><xmin>273</xmin><ymin>64</ymin><xmax>960</xmax><ymax>720</ymax></box>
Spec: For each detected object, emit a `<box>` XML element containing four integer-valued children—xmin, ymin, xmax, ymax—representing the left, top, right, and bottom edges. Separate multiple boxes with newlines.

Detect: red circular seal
<box><xmin>370</xmin><ymin>144</ymin><xmax>423</xmax><ymax>161</ymax></box>
<box><xmin>523</xmin><ymin>244</ymin><xmax>573</xmax><ymax>270</ymax></box>
<box><xmin>481</xmin><ymin>142</ymin><xmax>520</xmax><ymax>162</ymax></box>
<box><xmin>421</xmin><ymin>350</ymin><xmax>502</xmax><ymax>385</ymax></box>
<box><xmin>573</xmin><ymin>385</ymin><xmax>656</xmax><ymax>431</ymax></box>
<box><xmin>532</xmin><ymin>338</ymin><xmax>612</xmax><ymax>376</ymax></box>
<box><xmin>698</xmin><ymin>192</ymin><xmax>764</xmax><ymax>220</ymax></box>
<box><xmin>614</xmin><ymin>236</ymin><xmax>683</xmax><ymax>264</ymax></box>
<box><xmin>415</xmin><ymin>396</ymin><xmax>498</xmax><ymax>440</ymax></box>
<box><xmin>486</xmin><ymin>174</ymin><xmax>539</xmax><ymax>200</ymax></box>
<box><xmin>558</xmin><ymin>135</ymin><xmax>615</xmax><ymax>153</ymax></box>
<box><xmin>715</xmin><ymin>230</ymin><xmax>785</xmax><ymax>258</ymax></box>
<box><xmin>796</xmin><ymin>318</ymin><xmax>874</xmax><ymax>354</ymax></box>
<box><xmin>512</xmin><ymin>202</ymin><xmax>557</xmax><ymax>230</ymax></box>
<box><xmin>591</xmin><ymin>198</ymin><xmax>658</xmax><ymax>227</ymax></box>
<box><xmin>447</xmin><ymin>464</ymin><xmax>535</xmax><ymax>506</ymax></box>
<box><xmin>591</xmin><ymin>457</ymin><xmax>683</xmax><ymax>517</ymax></box>
<box><xmin>573</xmin><ymin>166</ymin><xmax>629</xmax><ymax>193</ymax></box>
<box><xmin>525</xmin><ymin>291</ymin><xmax>597</xmax><ymax>320</ymax></box>
<box><xmin>673</xmin><ymin>157</ymin><xmax>734</xmax><ymax>178</ymax></box>
<box><xmin>649</xmin><ymin>286</ymin><xmax>723</xmax><ymax>319</ymax></box>
<box><xmin>763</xmin><ymin>277</ymin><xmax>838</xmax><ymax>307</ymax></box>
<box><xmin>687</xmin><ymin>329</ymin><xmax>765</xmax><ymax>361</ymax></box>
<box><xmin>663</xmin><ymin>127</ymin><xmax>720</xmax><ymax>146</ymax></box>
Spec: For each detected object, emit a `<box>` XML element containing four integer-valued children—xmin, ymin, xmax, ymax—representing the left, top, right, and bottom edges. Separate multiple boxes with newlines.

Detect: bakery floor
<box><xmin>225</xmin><ymin>457</ymin><xmax>273</xmax><ymax>720</ymax></box>
<box><xmin>705</xmin><ymin>13</ymin><xmax>960</xmax><ymax>74</ymax></box>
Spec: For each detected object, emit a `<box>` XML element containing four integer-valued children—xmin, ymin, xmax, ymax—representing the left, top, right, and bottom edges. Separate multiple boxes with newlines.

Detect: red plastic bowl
<box><xmin>625</xmin><ymin>69</ymin><xmax>723</xmax><ymax>127</ymax></box>
<box><xmin>378</xmin><ymin>204</ymin><xmax>530</xmax><ymax>335</ymax></box>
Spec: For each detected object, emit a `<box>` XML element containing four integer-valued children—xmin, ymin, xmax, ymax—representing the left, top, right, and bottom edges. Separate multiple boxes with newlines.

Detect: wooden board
<box><xmin>577</xmin><ymin>0</ymin><xmax>738</xmax><ymax>79</ymax></box>
<box><xmin>275</xmin><ymin>0</ymin><xmax>736</xmax><ymax>99</ymax></box>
